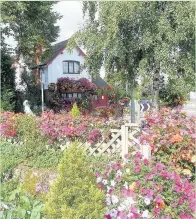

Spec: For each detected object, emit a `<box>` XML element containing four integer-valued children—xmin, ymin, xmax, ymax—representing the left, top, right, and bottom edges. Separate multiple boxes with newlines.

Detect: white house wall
<box><xmin>45</xmin><ymin>47</ymin><xmax>91</xmax><ymax>89</ymax></box>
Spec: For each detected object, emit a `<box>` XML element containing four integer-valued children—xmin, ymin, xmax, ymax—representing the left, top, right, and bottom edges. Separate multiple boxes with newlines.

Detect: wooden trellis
<box><xmin>75</xmin><ymin>123</ymin><xmax>151</xmax><ymax>159</ymax></box>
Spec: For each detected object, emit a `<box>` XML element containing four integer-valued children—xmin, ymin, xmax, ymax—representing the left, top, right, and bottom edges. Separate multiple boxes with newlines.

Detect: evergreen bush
<box><xmin>44</xmin><ymin>142</ymin><xmax>106</xmax><ymax>219</ymax></box>
<box><xmin>70</xmin><ymin>103</ymin><xmax>80</xmax><ymax>118</ymax></box>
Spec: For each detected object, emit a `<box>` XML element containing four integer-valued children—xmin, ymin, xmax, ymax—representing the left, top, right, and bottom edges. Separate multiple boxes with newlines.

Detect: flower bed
<box><xmin>94</xmin><ymin>153</ymin><xmax>195</xmax><ymax>219</ymax></box>
<box><xmin>0</xmin><ymin>111</ymin><xmax>124</xmax><ymax>147</ymax></box>
<box><xmin>140</xmin><ymin>108</ymin><xmax>196</xmax><ymax>179</ymax></box>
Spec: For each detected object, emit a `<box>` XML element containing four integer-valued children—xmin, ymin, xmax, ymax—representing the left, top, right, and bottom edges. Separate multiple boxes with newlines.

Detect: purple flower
<box><xmin>36</xmin><ymin>183</ymin><xmax>42</xmax><ymax>192</ymax></box>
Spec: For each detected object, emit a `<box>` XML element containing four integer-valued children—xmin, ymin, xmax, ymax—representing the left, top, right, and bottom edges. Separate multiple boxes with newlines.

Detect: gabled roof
<box><xmin>31</xmin><ymin>39</ymin><xmax>85</xmax><ymax>69</ymax></box>
<box><xmin>92</xmin><ymin>75</ymin><xmax>108</xmax><ymax>87</ymax></box>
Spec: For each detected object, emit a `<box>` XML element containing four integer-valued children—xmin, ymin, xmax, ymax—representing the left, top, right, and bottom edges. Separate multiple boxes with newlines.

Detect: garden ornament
<box><xmin>23</xmin><ymin>100</ymin><xmax>34</xmax><ymax>115</ymax></box>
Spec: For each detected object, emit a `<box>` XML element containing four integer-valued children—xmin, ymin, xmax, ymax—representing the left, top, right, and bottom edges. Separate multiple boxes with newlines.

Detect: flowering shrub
<box><xmin>0</xmin><ymin>112</ymin><xmax>18</xmax><ymax>138</ymax></box>
<box><xmin>88</xmin><ymin>129</ymin><xmax>102</xmax><ymax>144</ymax></box>
<box><xmin>94</xmin><ymin>104</ymin><xmax>123</xmax><ymax>118</ymax></box>
<box><xmin>57</xmin><ymin>77</ymin><xmax>97</xmax><ymax>93</ymax></box>
<box><xmin>140</xmin><ymin>108</ymin><xmax>196</xmax><ymax>178</ymax></box>
<box><xmin>94</xmin><ymin>153</ymin><xmax>195</xmax><ymax>219</ymax></box>
<box><xmin>38</xmin><ymin>111</ymin><xmax>110</xmax><ymax>146</ymax></box>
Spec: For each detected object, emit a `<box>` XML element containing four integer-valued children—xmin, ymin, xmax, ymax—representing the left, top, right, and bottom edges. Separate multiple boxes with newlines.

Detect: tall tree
<box><xmin>1</xmin><ymin>36</ymin><xmax>16</xmax><ymax>111</ymax></box>
<box><xmin>69</xmin><ymin>1</ymin><xmax>195</xmax><ymax>111</ymax></box>
<box><xmin>1</xmin><ymin>1</ymin><xmax>62</xmax><ymax>65</ymax></box>
<box><xmin>69</xmin><ymin>2</ymin><xmax>145</xmax><ymax>121</ymax></box>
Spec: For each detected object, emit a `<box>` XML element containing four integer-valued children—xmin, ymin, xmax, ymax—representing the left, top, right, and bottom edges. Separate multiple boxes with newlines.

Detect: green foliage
<box><xmin>20</xmin><ymin>70</ymin><xmax>42</xmax><ymax>111</ymax></box>
<box><xmin>44</xmin><ymin>142</ymin><xmax>106</xmax><ymax>219</ymax></box>
<box><xmin>69</xmin><ymin>1</ymin><xmax>195</xmax><ymax>107</ymax></box>
<box><xmin>21</xmin><ymin>171</ymin><xmax>40</xmax><ymax>197</ymax></box>
<box><xmin>0</xmin><ymin>178</ymin><xmax>19</xmax><ymax>201</ymax></box>
<box><xmin>1</xmin><ymin>88</ymin><xmax>16</xmax><ymax>111</ymax></box>
<box><xmin>0</xmin><ymin>141</ymin><xmax>25</xmax><ymax>179</ymax></box>
<box><xmin>1</xmin><ymin>1</ymin><xmax>61</xmax><ymax>65</ymax></box>
<box><xmin>27</xmin><ymin>149</ymin><xmax>62</xmax><ymax>168</ymax></box>
<box><xmin>1</xmin><ymin>45</ymin><xmax>16</xmax><ymax>111</ymax></box>
<box><xmin>15</xmin><ymin>115</ymin><xmax>49</xmax><ymax>167</ymax></box>
<box><xmin>0</xmin><ymin>185</ymin><xmax>44</xmax><ymax>219</ymax></box>
<box><xmin>159</xmin><ymin>77</ymin><xmax>191</xmax><ymax>104</ymax></box>
<box><xmin>70</xmin><ymin>103</ymin><xmax>80</xmax><ymax>118</ymax></box>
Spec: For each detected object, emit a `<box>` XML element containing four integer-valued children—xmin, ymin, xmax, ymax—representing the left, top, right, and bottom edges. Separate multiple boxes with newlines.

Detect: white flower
<box><xmin>124</xmin><ymin>181</ymin><xmax>129</xmax><ymax>189</ymax></box>
<box><xmin>111</xmin><ymin>195</ymin><xmax>119</xmax><ymax>204</ymax></box>
<box><xmin>124</xmin><ymin>197</ymin><xmax>135</xmax><ymax>206</ymax></box>
<box><xmin>144</xmin><ymin>197</ymin><xmax>151</xmax><ymax>205</ymax></box>
<box><xmin>110</xmin><ymin>180</ymin><xmax>116</xmax><ymax>187</ymax></box>
<box><xmin>107</xmin><ymin>186</ymin><xmax>111</xmax><ymax>192</ymax></box>
<box><xmin>106</xmin><ymin>195</ymin><xmax>111</xmax><ymax>206</ymax></box>
<box><xmin>116</xmin><ymin>170</ymin><xmax>122</xmax><ymax>176</ymax></box>
<box><xmin>96</xmin><ymin>177</ymin><xmax>102</xmax><ymax>183</ymax></box>
<box><xmin>109</xmin><ymin>209</ymin><xmax>118</xmax><ymax>217</ymax></box>
<box><xmin>102</xmin><ymin>179</ymin><xmax>108</xmax><ymax>185</ymax></box>
<box><xmin>118</xmin><ymin>204</ymin><xmax>126</xmax><ymax>211</ymax></box>
<box><xmin>142</xmin><ymin>210</ymin><xmax>150</xmax><ymax>218</ymax></box>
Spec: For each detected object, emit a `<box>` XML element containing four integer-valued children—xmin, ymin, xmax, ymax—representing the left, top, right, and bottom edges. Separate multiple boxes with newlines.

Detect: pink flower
<box><xmin>134</xmin><ymin>166</ymin><xmax>141</xmax><ymax>173</ymax></box>
<box><xmin>98</xmin><ymin>182</ymin><xmax>104</xmax><ymax>190</ymax></box>
<box><xmin>135</xmin><ymin>153</ymin><xmax>143</xmax><ymax>159</ymax></box>
<box><xmin>155</xmin><ymin>163</ymin><xmax>165</xmax><ymax>171</ymax></box>
<box><xmin>124</xmin><ymin>153</ymin><xmax>131</xmax><ymax>159</ymax></box>
<box><xmin>143</xmin><ymin>158</ymin><xmax>149</xmax><ymax>165</ymax></box>
<box><xmin>155</xmin><ymin>195</ymin><xmax>163</xmax><ymax>204</ymax></box>
<box><xmin>161</xmin><ymin>170</ymin><xmax>171</xmax><ymax>179</ymax></box>
<box><xmin>145</xmin><ymin>173</ymin><xmax>154</xmax><ymax>180</ymax></box>
<box><xmin>180</xmin><ymin>213</ymin><xmax>194</xmax><ymax>219</ymax></box>
<box><xmin>163</xmin><ymin>215</ymin><xmax>170</xmax><ymax>219</ymax></box>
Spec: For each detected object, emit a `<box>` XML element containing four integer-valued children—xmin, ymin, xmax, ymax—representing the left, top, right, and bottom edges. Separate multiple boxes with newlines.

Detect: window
<box><xmin>61</xmin><ymin>93</ymin><xmax>82</xmax><ymax>99</ymax></box>
<box><xmin>63</xmin><ymin>61</ymin><xmax>80</xmax><ymax>74</ymax></box>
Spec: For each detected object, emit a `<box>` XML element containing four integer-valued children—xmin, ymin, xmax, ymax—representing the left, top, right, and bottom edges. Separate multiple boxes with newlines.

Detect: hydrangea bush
<box><xmin>94</xmin><ymin>153</ymin><xmax>195</xmax><ymax>219</ymax></box>
<box><xmin>140</xmin><ymin>108</ymin><xmax>196</xmax><ymax>178</ymax></box>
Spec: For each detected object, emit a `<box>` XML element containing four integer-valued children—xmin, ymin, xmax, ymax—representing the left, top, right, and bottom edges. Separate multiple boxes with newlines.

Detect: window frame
<box><xmin>63</xmin><ymin>60</ymin><xmax>80</xmax><ymax>74</ymax></box>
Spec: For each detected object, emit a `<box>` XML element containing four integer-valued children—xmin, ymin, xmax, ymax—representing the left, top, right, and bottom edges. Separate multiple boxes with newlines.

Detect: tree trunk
<box><xmin>152</xmin><ymin>63</ymin><xmax>160</xmax><ymax>110</ymax></box>
<box><xmin>130</xmin><ymin>79</ymin><xmax>136</xmax><ymax>123</ymax></box>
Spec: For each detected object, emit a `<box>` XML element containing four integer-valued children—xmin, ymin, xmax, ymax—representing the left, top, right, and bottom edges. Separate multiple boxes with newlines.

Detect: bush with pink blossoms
<box><xmin>140</xmin><ymin>107</ymin><xmax>196</xmax><ymax>179</ymax></box>
<box><xmin>94</xmin><ymin>153</ymin><xmax>195</xmax><ymax>219</ymax></box>
<box><xmin>38</xmin><ymin>111</ymin><xmax>111</xmax><ymax>146</ymax></box>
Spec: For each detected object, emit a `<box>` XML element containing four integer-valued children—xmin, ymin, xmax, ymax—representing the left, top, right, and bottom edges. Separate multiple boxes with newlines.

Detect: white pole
<box><xmin>40</xmin><ymin>69</ymin><xmax>44</xmax><ymax>112</ymax></box>
<box><xmin>41</xmin><ymin>82</ymin><xmax>44</xmax><ymax>112</ymax></box>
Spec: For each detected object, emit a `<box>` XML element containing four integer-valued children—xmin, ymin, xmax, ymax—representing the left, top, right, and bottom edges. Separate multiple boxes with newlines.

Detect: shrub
<box><xmin>140</xmin><ymin>108</ymin><xmax>196</xmax><ymax>179</ymax></box>
<box><xmin>15</xmin><ymin>114</ymin><xmax>48</xmax><ymax>163</ymax></box>
<box><xmin>95</xmin><ymin>153</ymin><xmax>196</xmax><ymax>219</ymax></box>
<box><xmin>0</xmin><ymin>141</ymin><xmax>24</xmax><ymax>179</ymax></box>
<box><xmin>70</xmin><ymin>103</ymin><xmax>80</xmax><ymax>118</ymax></box>
<box><xmin>44</xmin><ymin>142</ymin><xmax>106</xmax><ymax>219</ymax></box>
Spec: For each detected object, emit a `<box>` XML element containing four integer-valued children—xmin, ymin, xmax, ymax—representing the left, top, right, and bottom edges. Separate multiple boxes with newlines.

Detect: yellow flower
<box><xmin>182</xmin><ymin>169</ymin><xmax>192</xmax><ymax>176</ymax></box>
<box><xmin>126</xmin><ymin>168</ymin><xmax>130</xmax><ymax>174</ymax></box>
<box><xmin>129</xmin><ymin>182</ymin><xmax>136</xmax><ymax>190</ymax></box>
<box><xmin>191</xmin><ymin>155</ymin><xmax>196</xmax><ymax>163</ymax></box>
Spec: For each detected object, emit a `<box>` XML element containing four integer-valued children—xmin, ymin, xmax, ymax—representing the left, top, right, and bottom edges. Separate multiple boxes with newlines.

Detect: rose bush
<box><xmin>140</xmin><ymin>108</ymin><xmax>196</xmax><ymax>179</ymax></box>
<box><xmin>94</xmin><ymin>153</ymin><xmax>195</xmax><ymax>219</ymax></box>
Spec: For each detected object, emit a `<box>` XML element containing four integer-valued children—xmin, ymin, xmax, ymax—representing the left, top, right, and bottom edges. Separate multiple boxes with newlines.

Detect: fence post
<box><xmin>121</xmin><ymin>125</ymin><xmax>126</xmax><ymax>158</ymax></box>
<box><xmin>141</xmin><ymin>144</ymin><xmax>151</xmax><ymax>160</ymax></box>
<box><xmin>125</xmin><ymin>125</ymin><xmax>129</xmax><ymax>155</ymax></box>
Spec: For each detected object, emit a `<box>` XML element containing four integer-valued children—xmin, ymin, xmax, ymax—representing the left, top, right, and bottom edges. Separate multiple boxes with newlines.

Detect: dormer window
<box><xmin>63</xmin><ymin>61</ymin><xmax>80</xmax><ymax>74</ymax></box>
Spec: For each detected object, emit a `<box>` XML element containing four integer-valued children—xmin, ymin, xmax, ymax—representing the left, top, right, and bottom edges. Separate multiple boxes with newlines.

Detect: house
<box><xmin>31</xmin><ymin>39</ymin><xmax>109</xmax><ymax>109</ymax></box>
